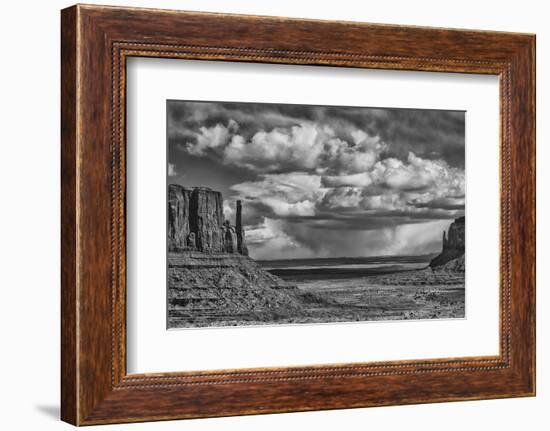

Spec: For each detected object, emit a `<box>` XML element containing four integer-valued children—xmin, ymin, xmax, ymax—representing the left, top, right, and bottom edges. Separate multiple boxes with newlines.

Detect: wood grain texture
<box><xmin>60</xmin><ymin>5</ymin><xmax>78</xmax><ymax>425</ymax></box>
<box><xmin>60</xmin><ymin>4</ymin><xmax>535</xmax><ymax>425</ymax></box>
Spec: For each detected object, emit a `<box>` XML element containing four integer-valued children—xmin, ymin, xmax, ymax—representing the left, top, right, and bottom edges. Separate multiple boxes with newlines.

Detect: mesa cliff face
<box><xmin>167</xmin><ymin>185</ymin><xmax>191</xmax><ymax>250</ymax></box>
<box><xmin>168</xmin><ymin>185</ymin><xmax>248</xmax><ymax>255</ymax></box>
<box><xmin>429</xmin><ymin>216</ymin><xmax>465</xmax><ymax>270</ymax></box>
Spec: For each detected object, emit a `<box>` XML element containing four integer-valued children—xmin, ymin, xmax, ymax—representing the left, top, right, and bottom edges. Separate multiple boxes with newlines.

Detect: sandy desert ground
<box><xmin>289</xmin><ymin>269</ymin><xmax>465</xmax><ymax>324</ymax></box>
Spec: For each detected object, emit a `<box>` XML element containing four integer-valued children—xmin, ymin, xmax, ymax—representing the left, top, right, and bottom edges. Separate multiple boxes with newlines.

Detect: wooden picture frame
<box><xmin>61</xmin><ymin>4</ymin><xmax>535</xmax><ymax>425</ymax></box>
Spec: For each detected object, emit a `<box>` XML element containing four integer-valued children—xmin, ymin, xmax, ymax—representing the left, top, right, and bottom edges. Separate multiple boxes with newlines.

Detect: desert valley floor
<box><xmin>167</xmin><ymin>252</ymin><xmax>465</xmax><ymax>329</ymax></box>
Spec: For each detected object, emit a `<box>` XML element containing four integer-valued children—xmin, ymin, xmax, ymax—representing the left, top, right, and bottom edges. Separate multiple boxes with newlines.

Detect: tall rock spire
<box><xmin>236</xmin><ymin>200</ymin><xmax>242</xmax><ymax>232</ymax></box>
<box><xmin>236</xmin><ymin>200</ymin><xmax>248</xmax><ymax>256</ymax></box>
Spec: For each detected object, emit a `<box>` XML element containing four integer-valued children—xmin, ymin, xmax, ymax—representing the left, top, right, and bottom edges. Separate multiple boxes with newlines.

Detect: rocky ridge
<box><xmin>167</xmin><ymin>252</ymin><xmax>327</xmax><ymax>328</ymax></box>
<box><xmin>429</xmin><ymin>216</ymin><xmax>465</xmax><ymax>272</ymax></box>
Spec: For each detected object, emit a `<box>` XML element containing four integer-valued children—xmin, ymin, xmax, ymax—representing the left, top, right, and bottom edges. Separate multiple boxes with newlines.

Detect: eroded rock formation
<box><xmin>430</xmin><ymin>216</ymin><xmax>465</xmax><ymax>270</ymax></box>
<box><xmin>223</xmin><ymin>220</ymin><xmax>238</xmax><ymax>253</ymax></box>
<box><xmin>189</xmin><ymin>187</ymin><xmax>224</xmax><ymax>253</ymax></box>
<box><xmin>167</xmin><ymin>185</ymin><xmax>248</xmax><ymax>255</ymax></box>
<box><xmin>435</xmin><ymin>255</ymin><xmax>465</xmax><ymax>272</ymax></box>
<box><xmin>236</xmin><ymin>200</ymin><xmax>248</xmax><ymax>256</ymax></box>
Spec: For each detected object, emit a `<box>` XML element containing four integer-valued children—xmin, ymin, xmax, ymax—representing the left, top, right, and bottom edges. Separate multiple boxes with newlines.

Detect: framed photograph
<box><xmin>61</xmin><ymin>4</ymin><xmax>535</xmax><ymax>425</ymax></box>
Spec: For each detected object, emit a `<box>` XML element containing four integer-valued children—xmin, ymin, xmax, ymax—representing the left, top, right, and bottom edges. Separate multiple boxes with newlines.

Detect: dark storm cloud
<box><xmin>168</xmin><ymin>100</ymin><xmax>308</xmax><ymax>147</ymax></box>
<box><xmin>168</xmin><ymin>100</ymin><xmax>465</xmax><ymax>169</ymax></box>
<box><xmin>319</xmin><ymin>106</ymin><xmax>465</xmax><ymax>165</ymax></box>
<box><xmin>167</xmin><ymin>100</ymin><xmax>465</xmax><ymax>259</ymax></box>
<box><xmin>246</xmin><ymin>203</ymin><xmax>463</xmax><ymax>231</ymax></box>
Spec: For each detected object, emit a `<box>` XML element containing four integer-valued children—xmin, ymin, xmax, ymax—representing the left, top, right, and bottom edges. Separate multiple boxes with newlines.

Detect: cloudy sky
<box><xmin>167</xmin><ymin>100</ymin><xmax>465</xmax><ymax>260</ymax></box>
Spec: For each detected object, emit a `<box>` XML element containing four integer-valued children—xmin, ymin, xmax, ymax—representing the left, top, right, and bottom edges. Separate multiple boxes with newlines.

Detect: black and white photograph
<box><xmin>167</xmin><ymin>100</ymin><xmax>466</xmax><ymax>329</ymax></box>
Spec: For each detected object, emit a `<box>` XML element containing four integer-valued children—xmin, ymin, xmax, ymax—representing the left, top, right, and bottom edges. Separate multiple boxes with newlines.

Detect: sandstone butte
<box><xmin>429</xmin><ymin>216</ymin><xmax>465</xmax><ymax>272</ymax></box>
<box><xmin>167</xmin><ymin>185</ymin><xmax>248</xmax><ymax>255</ymax></box>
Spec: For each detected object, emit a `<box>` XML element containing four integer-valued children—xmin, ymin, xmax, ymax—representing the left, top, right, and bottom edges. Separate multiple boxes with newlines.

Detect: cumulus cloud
<box><xmin>324</xmin><ymin>129</ymin><xmax>386</xmax><ymax>174</ymax></box>
<box><xmin>245</xmin><ymin>217</ymin><xmax>313</xmax><ymax>260</ymax></box>
<box><xmin>224</xmin><ymin>123</ymin><xmax>328</xmax><ymax>172</ymax></box>
<box><xmin>229</xmin><ymin>150</ymin><xmax>464</xmax><ymax>224</ymax></box>
<box><xmin>181</xmin><ymin>119</ymin><xmax>388</xmax><ymax>175</ymax></box>
<box><xmin>184</xmin><ymin>119</ymin><xmax>239</xmax><ymax>156</ymax></box>
<box><xmin>231</xmin><ymin>172</ymin><xmax>324</xmax><ymax>217</ymax></box>
<box><xmin>168</xmin><ymin>163</ymin><xmax>177</xmax><ymax>177</ymax></box>
<box><xmin>223</xmin><ymin>200</ymin><xmax>234</xmax><ymax>221</ymax></box>
<box><xmin>371</xmin><ymin>152</ymin><xmax>464</xmax><ymax>193</ymax></box>
<box><xmin>319</xmin><ymin>152</ymin><xmax>464</xmax><ymax>214</ymax></box>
